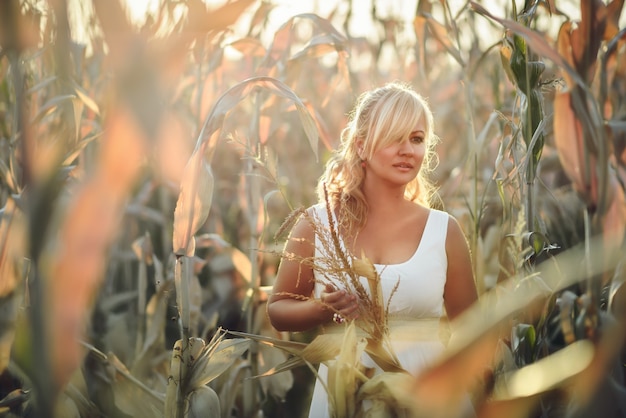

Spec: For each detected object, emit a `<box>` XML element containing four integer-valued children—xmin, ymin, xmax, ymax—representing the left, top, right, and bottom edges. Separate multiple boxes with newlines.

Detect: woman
<box><xmin>267</xmin><ymin>82</ymin><xmax>478</xmax><ymax>417</ymax></box>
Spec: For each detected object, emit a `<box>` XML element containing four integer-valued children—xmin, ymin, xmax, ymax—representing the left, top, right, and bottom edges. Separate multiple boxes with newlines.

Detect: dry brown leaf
<box><xmin>570</xmin><ymin>0</ymin><xmax>604</xmax><ymax>82</ymax></box>
<box><xmin>606</xmin><ymin>0</ymin><xmax>625</xmax><ymax>39</ymax></box>
<box><xmin>0</xmin><ymin>3</ymin><xmax>42</xmax><ymax>51</ymax></box>
<box><xmin>227</xmin><ymin>37</ymin><xmax>266</xmax><ymax>57</ymax></box>
<box><xmin>421</xmin><ymin>13</ymin><xmax>465</xmax><ymax>67</ymax></box>
<box><xmin>553</xmin><ymin>91</ymin><xmax>594</xmax><ymax>198</ymax></box>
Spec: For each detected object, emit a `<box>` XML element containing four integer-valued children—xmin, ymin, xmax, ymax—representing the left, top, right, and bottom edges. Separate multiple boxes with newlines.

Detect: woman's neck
<box><xmin>362</xmin><ymin>180</ymin><xmax>408</xmax><ymax>215</ymax></box>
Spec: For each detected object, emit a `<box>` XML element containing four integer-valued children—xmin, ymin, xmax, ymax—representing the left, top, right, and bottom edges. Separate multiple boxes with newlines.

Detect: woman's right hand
<box><xmin>320</xmin><ymin>283</ymin><xmax>360</xmax><ymax>322</ymax></box>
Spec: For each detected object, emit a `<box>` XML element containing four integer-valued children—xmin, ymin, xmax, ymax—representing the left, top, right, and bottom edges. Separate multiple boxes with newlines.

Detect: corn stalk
<box><xmin>171</xmin><ymin>75</ymin><xmax>317</xmax><ymax>417</ymax></box>
<box><xmin>499</xmin><ymin>1</ymin><xmax>546</xmax><ymax>251</ymax></box>
<box><xmin>240</xmin><ymin>90</ymin><xmax>263</xmax><ymax>417</ymax></box>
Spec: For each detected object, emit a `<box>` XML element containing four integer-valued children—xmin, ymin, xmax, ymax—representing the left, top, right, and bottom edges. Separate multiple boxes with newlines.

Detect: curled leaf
<box><xmin>188</xmin><ymin>338</ymin><xmax>250</xmax><ymax>389</ymax></box>
<box><xmin>172</xmin><ymin>147</ymin><xmax>214</xmax><ymax>257</ymax></box>
<box><xmin>199</xmin><ymin>77</ymin><xmax>318</xmax><ymax>163</ymax></box>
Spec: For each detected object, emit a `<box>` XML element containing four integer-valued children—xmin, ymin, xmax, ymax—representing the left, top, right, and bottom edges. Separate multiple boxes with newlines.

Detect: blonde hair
<box><xmin>316</xmin><ymin>81</ymin><xmax>439</xmax><ymax>233</ymax></box>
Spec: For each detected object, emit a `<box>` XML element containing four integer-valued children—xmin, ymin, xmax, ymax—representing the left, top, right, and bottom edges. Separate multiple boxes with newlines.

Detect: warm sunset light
<box><xmin>3</xmin><ymin>0</ymin><xmax>625</xmax><ymax>417</ymax></box>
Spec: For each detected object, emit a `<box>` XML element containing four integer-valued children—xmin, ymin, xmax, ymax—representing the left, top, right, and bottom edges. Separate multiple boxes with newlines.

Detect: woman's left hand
<box><xmin>320</xmin><ymin>283</ymin><xmax>360</xmax><ymax>323</ymax></box>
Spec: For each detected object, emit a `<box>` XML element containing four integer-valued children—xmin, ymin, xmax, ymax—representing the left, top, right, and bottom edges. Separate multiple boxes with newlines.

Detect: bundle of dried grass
<box><xmin>275</xmin><ymin>185</ymin><xmax>402</xmax><ymax>369</ymax></box>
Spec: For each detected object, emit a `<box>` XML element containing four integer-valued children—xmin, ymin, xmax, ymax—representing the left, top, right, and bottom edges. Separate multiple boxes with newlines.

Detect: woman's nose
<box><xmin>398</xmin><ymin>140</ymin><xmax>414</xmax><ymax>155</ymax></box>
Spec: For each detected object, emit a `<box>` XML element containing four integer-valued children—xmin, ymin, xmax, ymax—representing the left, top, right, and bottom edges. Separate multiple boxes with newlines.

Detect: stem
<box><xmin>2</xmin><ymin>1</ymin><xmax>54</xmax><ymax>414</ymax></box>
<box><xmin>135</xmin><ymin>235</ymin><xmax>147</xmax><ymax>359</ymax></box>
<box><xmin>242</xmin><ymin>91</ymin><xmax>261</xmax><ymax>418</ymax></box>
<box><xmin>523</xmin><ymin>46</ymin><xmax>534</xmax><ymax>236</ymax></box>
<box><xmin>159</xmin><ymin>186</ymin><xmax>171</xmax><ymax>260</ymax></box>
<box><xmin>462</xmin><ymin>77</ymin><xmax>482</xmax><ymax>294</ymax></box>
<box><xmin>28</xmin><ymin>269</ymin><xmax>54</xmax><ymax>418</ymax></box>
<box><xmin>175</xmin><ymin>256</ymin><xmax>192</xmax><ymax>418</ymax></box>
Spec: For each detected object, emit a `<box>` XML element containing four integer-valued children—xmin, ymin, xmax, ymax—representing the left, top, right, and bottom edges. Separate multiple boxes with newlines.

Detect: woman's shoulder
<box><xmin>408</xmin><ymin>201</ymin><xmax>447</xmax><ymax>220</ymax></box>
<box><xmin>427</xmin><ymin>207</ymin><xmax>451</xmax><ymax>221</ymax></box>
<box><xmin>305</xmin><ymin>202</ymin><xmax>330</xmax><ymax>218</ymax></box>
<box><xmin>441</xmin><ymin>211</ymin><xmax>469</xmax><ymax>248</ymax></box>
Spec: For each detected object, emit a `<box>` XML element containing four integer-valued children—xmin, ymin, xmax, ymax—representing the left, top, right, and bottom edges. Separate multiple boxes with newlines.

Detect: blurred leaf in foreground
<box><xmin>45</xmin><ymin>104</ymin><xmax>148</xmax><ymax>389</ymax></box>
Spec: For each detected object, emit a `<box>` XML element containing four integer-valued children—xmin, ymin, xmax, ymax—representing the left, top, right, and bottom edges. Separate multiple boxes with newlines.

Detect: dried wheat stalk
<box><xmin>273</xmin><ymin>184</ymin><xmax>402</xmax><ymax>371</ymax></box>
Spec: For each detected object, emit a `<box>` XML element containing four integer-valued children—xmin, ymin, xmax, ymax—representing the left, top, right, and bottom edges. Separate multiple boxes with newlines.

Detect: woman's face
<box><xmin>365</xmin><ymin>119</ymin><xmax>426</xmax><ymax>187</ymax></box>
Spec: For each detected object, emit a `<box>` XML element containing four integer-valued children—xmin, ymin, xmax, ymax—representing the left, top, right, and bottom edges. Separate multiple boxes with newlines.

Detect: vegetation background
<box><xmin>0</xmin><ymin>0</ymin><xmax>625</xmax><ymax>417</ymax></box>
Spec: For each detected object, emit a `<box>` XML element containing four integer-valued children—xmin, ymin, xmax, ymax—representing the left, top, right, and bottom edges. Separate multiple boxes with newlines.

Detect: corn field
<box><xmin>0</xmin><ymin>0</ymin><xmax>625</xmax><ymax>417</ymax></box>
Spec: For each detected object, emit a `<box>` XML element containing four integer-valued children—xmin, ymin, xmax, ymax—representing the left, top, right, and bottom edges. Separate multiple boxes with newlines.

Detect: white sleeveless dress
<box><xmin>307</xmin><ymin>203</ymin><xmax>452</xmax><ymax>418</ymax></box>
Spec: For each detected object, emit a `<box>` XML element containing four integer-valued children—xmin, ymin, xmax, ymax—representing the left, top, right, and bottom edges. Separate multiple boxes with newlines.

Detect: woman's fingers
<box><xmin>340</xmin><ymin>297</ymin><xmax>360</xmax><ymax>320</ymax></box>
<box><xmin>321</xmin><ymin>287</ymin><xmax>359</xmax><ymax>319</ymax></box>
<box><xmin>322</xmin><ymin>288</ymin><xmax>349</xmax><ymax>305</ymax></box>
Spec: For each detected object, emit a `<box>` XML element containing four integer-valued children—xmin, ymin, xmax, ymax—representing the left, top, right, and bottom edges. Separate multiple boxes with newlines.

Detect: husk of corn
<box><xmin>355</xmin><ymin>372</ymin><xmax>416</xmax><ymax>418</ymax></box>
<box><xmin>352</xmin><ymin>251</ymin><xmax>382</xmax><ymax>324</ymax></box>
<box><xmin>165</xmin><ymin>340</ymin><xmax>183</xmax><ymax>418</ymax></box>
<box><xmin>186</xmin><ymin>385</ymin><xmax>220</xmax><ymax>418</ymax></box>
<box><xmin>165</xmin><ymin>332</ymin><xmax>249</xmax><ymax>418</ymax></box>
<box><xmin>326</xmin><ymin>321</ymin><xmax>368</xmax><ymax>417</ymax></box>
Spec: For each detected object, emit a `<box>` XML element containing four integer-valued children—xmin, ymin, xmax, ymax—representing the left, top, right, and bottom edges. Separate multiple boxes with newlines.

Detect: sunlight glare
<box><xmin>125</xmin><ymin>0</ymin><xmax>160</xmax><ymax>24</ymax></box>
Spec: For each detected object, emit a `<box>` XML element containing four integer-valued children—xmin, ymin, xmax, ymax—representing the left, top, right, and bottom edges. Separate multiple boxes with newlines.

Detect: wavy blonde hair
<box><xmin>316</xmin><ymin>81</ymin><xmax>439</xmax><ymax>234</ymax></box>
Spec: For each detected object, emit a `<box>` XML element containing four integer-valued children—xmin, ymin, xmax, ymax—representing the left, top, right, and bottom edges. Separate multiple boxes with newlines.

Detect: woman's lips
<box><xmin>393</xmin><ymin>162</ymin><xmax>414</xmax><ymax>169</ymax></box>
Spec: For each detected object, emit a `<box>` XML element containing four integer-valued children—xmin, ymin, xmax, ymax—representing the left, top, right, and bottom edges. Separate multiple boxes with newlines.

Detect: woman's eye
<box><xmin>410</xmin><ymin>135</ymin><xmax>424</xmax><ymax>143</ymax></box>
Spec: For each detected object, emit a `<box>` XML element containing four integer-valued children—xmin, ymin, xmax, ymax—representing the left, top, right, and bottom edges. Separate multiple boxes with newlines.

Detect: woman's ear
<box><xmin>356</xmin><ymin>139</ymin><xmax>364</xmax><ymax>159</ymax></box>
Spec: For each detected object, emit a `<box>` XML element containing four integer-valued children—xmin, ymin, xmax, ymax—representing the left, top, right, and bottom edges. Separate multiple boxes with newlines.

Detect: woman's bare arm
<box><xmin>267</xmin><ymin>214</ymin><xmax>332</xmax><ymax>332</ymax></box>
<box><xmin>443</xmin><ymin>216</ymin><xmax>478</xmax><ymax>320</ymax></box>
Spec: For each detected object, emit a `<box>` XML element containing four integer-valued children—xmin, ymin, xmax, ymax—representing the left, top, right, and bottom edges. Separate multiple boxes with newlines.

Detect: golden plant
<box><xmin>274</xmin><ymin>184</ymin><xmax>403</xmax><ymax>372</ymax></box>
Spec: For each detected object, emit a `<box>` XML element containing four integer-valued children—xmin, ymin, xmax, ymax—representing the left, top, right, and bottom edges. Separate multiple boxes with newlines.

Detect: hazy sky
<box><xmin>62</xmin><ymin>0</ymin><xmax>609</xmax><ymax>58</ymax></box>
<box><xmin>124</xmin><ymin>0</ymin><xmax>488</xmax><ymax>35</ymax></box>
<box><xmin>120</xmin><ymin>0</ymin><xmax>589</xmax><ymax>45</ymax></box>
